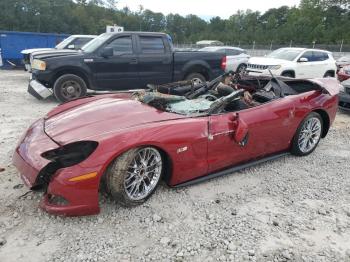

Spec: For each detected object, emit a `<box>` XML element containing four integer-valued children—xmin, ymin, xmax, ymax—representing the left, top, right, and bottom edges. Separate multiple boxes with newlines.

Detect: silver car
<box><xmin>199</xmin><ymin>46</ymin><xmax>250</xmax><ymax>72</ymax></box>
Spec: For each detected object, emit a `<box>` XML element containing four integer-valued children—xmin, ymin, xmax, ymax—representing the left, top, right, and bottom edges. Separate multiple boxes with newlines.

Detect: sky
<box><xmin>116</xmin><ymin>0</ymin><xmax>301</xmax><ymax>20</ymax></box>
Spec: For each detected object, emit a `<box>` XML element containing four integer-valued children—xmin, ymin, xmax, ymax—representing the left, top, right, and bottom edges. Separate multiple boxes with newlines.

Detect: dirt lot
<box><xmin>0</xmin><ymin>70</ymin><xmax>350</xmax><ymax>262</ymax></box>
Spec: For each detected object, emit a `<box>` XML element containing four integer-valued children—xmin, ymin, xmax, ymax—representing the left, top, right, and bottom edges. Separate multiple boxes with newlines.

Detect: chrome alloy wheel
<box><xmin>124</xmin><ymin>147</ymin><xmax>162</xmax><ymax>201</ymax></box>
<box><xmin>298</xmin><ymin>117</ymin><xmax>322</xmax><ymax>153</ymax></box>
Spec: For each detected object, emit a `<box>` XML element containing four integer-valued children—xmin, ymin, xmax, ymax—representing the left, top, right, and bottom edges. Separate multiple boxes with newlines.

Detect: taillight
<box><xmin>221</xmin><ymin>56</ymin><xmax>227</xmax><ymax>71</ymax></box>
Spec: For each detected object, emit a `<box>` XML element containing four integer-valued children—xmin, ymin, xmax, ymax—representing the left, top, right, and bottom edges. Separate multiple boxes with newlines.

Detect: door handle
<box><xmin>130</xmin><ymin>58</ymin><xmax>138</xmax><ymax>64</ymax></box>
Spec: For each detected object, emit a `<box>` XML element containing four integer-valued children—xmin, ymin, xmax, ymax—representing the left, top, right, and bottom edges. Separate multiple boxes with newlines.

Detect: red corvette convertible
<box><xmin>13</xmin><ymin>73</ymin><xmax>340</xmax><ymax>216</ymax></box>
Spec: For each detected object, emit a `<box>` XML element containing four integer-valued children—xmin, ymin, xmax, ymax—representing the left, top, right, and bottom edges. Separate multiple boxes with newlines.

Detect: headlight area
<box><xmin>31</xmin><ymin>59</ymin><xmax>47</xmax><ymax>71</ymax></box>
<box><xmin>33</xmin><ymin>141</ymin><xmax>98</xmax><ymax>190</ymax></box>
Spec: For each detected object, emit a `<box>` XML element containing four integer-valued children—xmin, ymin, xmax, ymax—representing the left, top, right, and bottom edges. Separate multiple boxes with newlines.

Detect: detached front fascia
<box><xmin>12</xmin><ymin>118</ymin><xmax>104</xmax><ymax>216</ymax></box>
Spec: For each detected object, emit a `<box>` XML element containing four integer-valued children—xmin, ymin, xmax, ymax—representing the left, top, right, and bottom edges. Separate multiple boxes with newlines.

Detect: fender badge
<box><xmin>177</xmin><ymin>146</ymin><xmax>188</xmax><ymax>154</ymax></box>
<box><xmin>84</xmin><ymin>59</ymin><xmax>94</xmax><ymax>63</ymax></box>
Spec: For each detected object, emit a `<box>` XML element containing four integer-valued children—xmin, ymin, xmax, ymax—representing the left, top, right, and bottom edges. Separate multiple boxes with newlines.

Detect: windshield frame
<box><xmin>267</xmin><ymin>48</ymin><xmax>303</xmax><ymax>61</ymax></box>
<box><xmin>81</xmin><ymin>33</ymin><xmax>112</xmax><ymax>53</ymax></box>
<box><xmin>55</xmin><ymin>36</ymin><xmax>75</xmax><ymax>49</ymax></box>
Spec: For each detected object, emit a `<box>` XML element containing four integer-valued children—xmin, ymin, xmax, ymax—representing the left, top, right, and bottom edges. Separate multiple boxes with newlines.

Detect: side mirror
<box><xmin>101</xmin><ymin>47</ymin><xmax>114</xmax><ymax>58</ymax></box>
<box><xmin>67</xmin><ymin>44</ymin><xmax>75</xmax><ymax>50</ymax></box>
<box><xmin>299</xmin><ymin>57</ymin><xmax>308</xmax><ymax>63</ymax></box>
<box><xmin>231</xmin><ymin>113</ymin><xmax>249</xmax><ymax>146</ymax></box>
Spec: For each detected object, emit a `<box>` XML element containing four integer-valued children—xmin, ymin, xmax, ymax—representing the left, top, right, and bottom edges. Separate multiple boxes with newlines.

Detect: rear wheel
<box><xmin>291</xmin><ymin>112</ymin><xmax>323</xmax><ymax>156</ymax></box>
<box><xmin>53</xmin><ymin>74</ymin><xmax>87</xmax><ymax>103</ymax></box>
<box><xmin>185</xmin><ymin>73</ymin><xmax>206</xmax><ymax>85</ymax></box>
<box><xmin>106</xmin><ymin>147</ymin><xmax>163</xmax><ymax>206</ymax></box>
<box><xmin>324</xmin><ymin>71</ymin><xmax>334</xmax><ymax>78</ymax></box>
<box><xmin>236</xmin><ymin>64</ymin><xmax>247</xmax><ymax>74</ymax></box>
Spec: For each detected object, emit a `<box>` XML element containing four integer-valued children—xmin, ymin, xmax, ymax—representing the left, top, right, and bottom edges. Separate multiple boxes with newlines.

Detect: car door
<box><xmin>295</xmin><ymin>51</ymin><xmax>317</xmax><ymax>78</ymax></box>
<box><xmin>91</xmin><ymin>35</ymin><xmax>140</xmax><ymax>90</ymax></box>
<box><xmin>136</xmin><ymin>35</ymin><xmax>173</xmax><ymax>87</ymax></box>
<box><xmin>312</xmin><ymin>51</ymin><xmax>331</xmax><ymax>77</ymax></box>
<box><xmin>207</xmin><ymin>97</ymin><xmax>297</xmax><ymax>173</ymax></box>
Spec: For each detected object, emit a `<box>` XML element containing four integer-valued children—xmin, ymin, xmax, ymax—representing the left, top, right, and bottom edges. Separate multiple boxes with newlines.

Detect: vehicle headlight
<box><xmin>345</xmin><ymin>70</ymin><xmax>350</xmax><ymax>75</ymax></box>
<box><xmin>41</xmin><ymin>141</ymin><xmax>98</xmax><ymax>167</ymax></box>
<box><xmin>31</xmin><ymin>59</ymin><xmax>46</xmax><ymax>71</ymax></box>
<box><xmin>268</xmin><ymin>65</ymin><xmax>282</xmax><ymax>70</ymax></box>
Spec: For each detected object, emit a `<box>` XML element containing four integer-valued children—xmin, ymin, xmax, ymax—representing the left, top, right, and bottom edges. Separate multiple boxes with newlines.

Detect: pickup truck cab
<box><xmin>29</xmin><ymin>32</ymin><xmax>225</xmax><ymax>102</ymax></box>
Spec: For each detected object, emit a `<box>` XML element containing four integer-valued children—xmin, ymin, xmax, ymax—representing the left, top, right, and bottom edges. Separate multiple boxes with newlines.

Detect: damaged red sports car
<box><xmin>13</xmin><ymin>73</ymin><xmax>340</xmax><ymax>216</ymax></box>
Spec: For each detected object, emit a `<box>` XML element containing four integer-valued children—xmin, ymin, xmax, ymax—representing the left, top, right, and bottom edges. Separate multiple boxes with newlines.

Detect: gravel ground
<box><xmin>0</xmin><ymin>70</ymin><xmax>350</xmax><ymax>262</ymax></box>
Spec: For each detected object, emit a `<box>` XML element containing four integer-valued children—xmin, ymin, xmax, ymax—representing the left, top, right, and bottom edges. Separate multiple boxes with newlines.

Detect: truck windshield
<box><xmin>81</xmin><ymin>33</ymin><xmax>111</xmax><ymax>53</ymax></box>
<box><xmin>55</xmin><ymin>36</ymin><xmax>75</xmax><ymax>49</ymax></box>
<box><xmin>267</xmin><ymin>49</ymin><xmax>302</xmax><ymax>61</ymax></box>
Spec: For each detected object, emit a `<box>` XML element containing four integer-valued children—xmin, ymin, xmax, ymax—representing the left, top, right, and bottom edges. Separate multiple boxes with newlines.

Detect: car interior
<box><xmin>136</xmin><ymin>72</ymin><xmax>322</xmax><ymax>115</ymax></box>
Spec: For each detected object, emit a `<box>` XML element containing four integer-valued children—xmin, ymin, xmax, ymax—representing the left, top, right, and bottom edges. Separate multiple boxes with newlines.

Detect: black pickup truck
<box><xmin>28</xmin><ymin>32</ymin><xmax>225</xmax><ymax>102</ymax></box>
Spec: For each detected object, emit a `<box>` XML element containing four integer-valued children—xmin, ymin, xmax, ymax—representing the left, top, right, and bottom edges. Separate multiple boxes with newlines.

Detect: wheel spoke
<box><xmin>297</xmin><ymin>117</ymin><xmax>322</xmax><ymax>153</ymax></box>
<box><xmin>124</xmin><ymin>147</ymin><xmax>162</xmax><ymax>201</ymax></box>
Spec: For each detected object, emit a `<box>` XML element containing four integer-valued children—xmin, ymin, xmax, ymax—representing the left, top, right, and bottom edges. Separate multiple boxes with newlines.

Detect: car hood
<box><xmin>248</xmin><ymin>57</ymin><xmax>293</xmax><ymax>66</ymax></box>
<box><xmin>44</xmin><ymin>94</ymin><xmax>186</xmax><ymax>144</ymax></box>
<box><xmin>21</xmin><ymin>48</ymin><xmax>54</xmax><ymax>55</ymax></box>
<box><xmin>33</xmin><ymin>49</ymin><xmax>80</xmax><ymax>60</ymax></box>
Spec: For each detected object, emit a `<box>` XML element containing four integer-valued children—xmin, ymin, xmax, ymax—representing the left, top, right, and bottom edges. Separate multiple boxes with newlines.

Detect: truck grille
<box><xmin>247</xmin><ymin>64</ymin><xmax>268</xmax><ymax>70</ymax></box>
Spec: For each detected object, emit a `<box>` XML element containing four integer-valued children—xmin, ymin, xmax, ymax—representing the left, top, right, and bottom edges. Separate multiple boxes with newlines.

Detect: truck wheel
<box><xmin>53</xmin><ymin>74</ymin><xmax>87</xmax><ymax>103</ymax></box>
<box><xmin>186</xmin><ymin>73</ymin><xmax>206</xmax><ymax>85</ymax></box>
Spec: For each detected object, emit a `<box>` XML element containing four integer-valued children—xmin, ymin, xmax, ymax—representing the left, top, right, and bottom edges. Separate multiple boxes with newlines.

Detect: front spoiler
<box><xmin>28</xmin><ymin>80</ymin><xmax>52</xmax><ymax>100</ymax></box>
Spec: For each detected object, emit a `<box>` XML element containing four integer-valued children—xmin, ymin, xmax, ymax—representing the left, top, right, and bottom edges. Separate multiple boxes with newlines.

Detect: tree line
<box><xmin>0</xmin><ymin>0</ymin><xmax>349</xmax><ymax>45</ymax></box>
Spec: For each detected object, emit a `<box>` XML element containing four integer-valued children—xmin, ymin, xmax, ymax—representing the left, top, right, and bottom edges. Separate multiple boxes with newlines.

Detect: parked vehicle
<box><xmin>200</xmin><ymin>46</ymin><xmax>250</xmax><ymax>73</ymax></box>
<box><xmin>28</xmin><ymin>32</ymin><xmax>225</xmax><ymax>102</ymax></box>
<box><xmin>247</xmin><ymin>48</ymin><xmax>337</xmax><ymax>78</ymax></box>
<box><xmin>338</xmin><ymin>65</ymin><xmax>350</xmax><ymax>82</ymax></box>
<box><xmin>13</xmin><ymin>72</ymin><xmax>340</xmax><ymax>216</ymax></box>
<box><xmin>336</xmin><ymin>56</ymin><xmax>350</xmax><ymax>70</ymax></box>
<box><xmin>22</xmin><ymin>35</ymin><xmax>96</xmax><ymax>71</ymax></box>
<box><xmin>196</xmin><ymin>40</ymin><xmax>224</xmax><ymax>48</ymax></box>
<box><xmin>339</xmin><ymin>79</ymin><xmax>350</xmax><ymax>111</ymax></box>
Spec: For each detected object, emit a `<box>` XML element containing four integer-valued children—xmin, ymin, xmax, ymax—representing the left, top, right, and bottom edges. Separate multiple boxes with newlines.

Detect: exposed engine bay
<box><xmin>134</xmin><ymin>71</ymin><xmax>322</xmax><ymax>115</ymax></box>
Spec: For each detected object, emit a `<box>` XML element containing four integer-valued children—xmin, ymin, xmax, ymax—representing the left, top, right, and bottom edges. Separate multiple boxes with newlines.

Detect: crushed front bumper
<box><xmin>12</xmin><ymin>119</ymin><xmax>101</xmax><ymax>216</ymax></box>
<box><xmin>27</xmin><ymin>80</ymin><xmax>52</xmax><ymax>100</ymax></box>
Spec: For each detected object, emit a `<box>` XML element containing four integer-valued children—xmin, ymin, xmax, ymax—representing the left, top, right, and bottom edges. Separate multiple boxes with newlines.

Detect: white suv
<box><xmin>247</xmin><ymin>48</ymin><xmax>337</xmax><ymax>78</ymax></box>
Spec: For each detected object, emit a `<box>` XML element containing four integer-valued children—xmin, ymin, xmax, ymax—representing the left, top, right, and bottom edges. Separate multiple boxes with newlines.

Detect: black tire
<box><xmin>291</xmin><ymin>112</ymin><xmax>323</xmax><ymax>156</ymax></box>
<box><xmin>106</xmin><ymin>147</ymin><xmax>163</xmax><ymax>207</ymax></box>
<box><xmin>236</xmin><ymin>64</ymin><xmax>247</xmax><ymax>73</ymax></box>
<box><xmin>324</xmin><ymin>71</ymin><xmax>334</xmax><ymax>78</ymax></box>
<box><xmin>185</xmin><ymin>73</ymin><xmax>206</xmax><ymax>85</ymax></box>
<box><xmin>281</xmin><ymin>72</ymin><xmax>294</xmax><ymax>78</ymax></box>
<box><xmin>53</xmin><ymin>74</ymin><xmax>87</xmax><ymax>103</ymax></box>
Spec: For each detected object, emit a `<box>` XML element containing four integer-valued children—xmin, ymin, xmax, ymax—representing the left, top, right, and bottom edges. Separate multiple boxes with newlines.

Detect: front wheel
<box><xmin>106</xmin><ymin>147</ymin><xmax>163</xmax><ymax>206</ymax></box>
<box><xmin>291</xmin><ymin>112</ymin><xmax>323</xmax><ymax>156</ymax></box>
<box><xmin>53</xmin><ymin>74</ymin><xmax>87</xmax><ymax>103</ymax></box>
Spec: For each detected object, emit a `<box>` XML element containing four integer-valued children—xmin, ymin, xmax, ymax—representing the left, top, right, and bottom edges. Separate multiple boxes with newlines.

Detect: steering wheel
<box><xmin>203</xmin><ymin>94</ymin><xmax>218</xmax><ymax>101</ymax></box>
